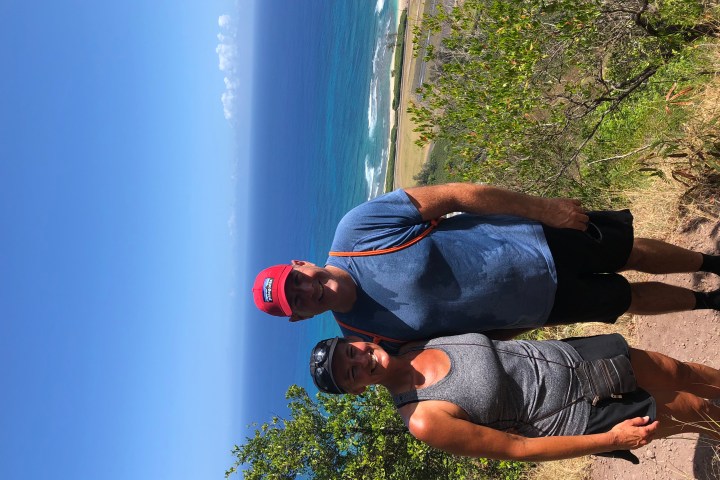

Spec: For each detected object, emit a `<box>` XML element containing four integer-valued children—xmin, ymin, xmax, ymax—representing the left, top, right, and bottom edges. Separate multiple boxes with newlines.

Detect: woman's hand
<box><xmin>609</xmin><ymin>416</ymin><xmax>659</xmax><ymax>449</ymax></box>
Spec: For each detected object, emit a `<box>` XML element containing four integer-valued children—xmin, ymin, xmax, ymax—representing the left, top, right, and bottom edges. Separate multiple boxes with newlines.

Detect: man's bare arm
<box><xmin>404</xmin><ymin>183</ymin><xmax>589</xmax><ymax>230</ymax></box>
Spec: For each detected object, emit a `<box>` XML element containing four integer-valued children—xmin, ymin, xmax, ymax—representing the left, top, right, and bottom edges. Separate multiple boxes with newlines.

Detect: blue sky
<box><xmin>233</xmin><ymin>0</ymin><xmax>399</xmax><ymax>449</ymax></box>
<box><xmin>1</xmin><ymin>0</ymin><xmax>394</xmax><ymax>476</ymax></box>
<box><xmin>0</xmin><ymin>1</ymin><xmax>254</xmax><ymax>478</ymax></box>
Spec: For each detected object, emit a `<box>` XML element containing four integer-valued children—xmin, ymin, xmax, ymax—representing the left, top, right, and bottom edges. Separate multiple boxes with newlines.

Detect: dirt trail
<box><xmin>590</xmin><ymin>219</ymin><xmax>720</xmax><ymax>480</ymax></box>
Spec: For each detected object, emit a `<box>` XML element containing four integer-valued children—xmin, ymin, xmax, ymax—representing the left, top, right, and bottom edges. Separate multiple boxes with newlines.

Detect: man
<box><xmin>253</xmin><ymin>183</ymin><xmax>720</xmax><ymax>351</ymax></box>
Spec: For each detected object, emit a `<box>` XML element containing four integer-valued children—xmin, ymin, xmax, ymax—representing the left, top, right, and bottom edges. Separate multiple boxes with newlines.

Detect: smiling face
<box><xmin>330</xmin><ymin>339</ymin><xmax>389</xmax><ymax>395</ymax></box>
<box><xmin>284</xmin><ymin>260</ymin><xmax>341</xmax><ymax>321</ymax></box>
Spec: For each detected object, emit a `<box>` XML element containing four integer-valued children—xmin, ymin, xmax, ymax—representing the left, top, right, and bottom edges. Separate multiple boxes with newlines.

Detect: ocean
<box><xmin>243</xmin><ymin>0</ymin><xmax>400</xmax><ymax>413</ymax></box>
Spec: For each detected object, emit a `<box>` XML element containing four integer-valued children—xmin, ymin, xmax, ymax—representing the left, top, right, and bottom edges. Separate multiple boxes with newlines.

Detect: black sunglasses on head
<box><xmin>309</xmin><ymin>337</ymin><xmax>346</xmax><ymax>394</ymax></box>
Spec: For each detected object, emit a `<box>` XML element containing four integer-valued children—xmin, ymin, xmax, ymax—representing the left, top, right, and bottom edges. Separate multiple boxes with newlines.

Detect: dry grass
<box><xmin>624</xmin><ymin>170</ymin><xmax>687</xmax><ymax>240</ymax></box>
<box><xmin>650</xmin><ymin>71</ymin><xmax>720</xmax><ymax>229</ymax></box>
<box><xmin>523</xmin><ymin>456</ymin><xmax>593</xmax><ymax>480</ymax></box>
<box><xmin>526</xmin><ymin>53</ymin><xmax>720</xmax><ymax>480</ymax></box>
<box><xmin>672</xmin><ymin>411</ymin><xmax>720</xmax><ymax>478</ymax></box>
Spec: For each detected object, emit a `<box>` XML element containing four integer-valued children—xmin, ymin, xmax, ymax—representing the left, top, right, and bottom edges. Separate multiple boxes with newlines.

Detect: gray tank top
<box><xmin>392</xmin><ymin>333</ymin><xmax>591</xmax><ymax>437</ymax></box>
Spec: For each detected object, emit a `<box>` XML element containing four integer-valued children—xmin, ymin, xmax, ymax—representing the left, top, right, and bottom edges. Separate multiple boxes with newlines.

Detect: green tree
<box><xmin>227</xmin><ymin>385</ymin><xmax>524</xmax><ymax>479</ymax></box>
<box><xmin>409</xmin><ymin>0</ymin><xmax>719</xmax><ymax>201</ymax></box>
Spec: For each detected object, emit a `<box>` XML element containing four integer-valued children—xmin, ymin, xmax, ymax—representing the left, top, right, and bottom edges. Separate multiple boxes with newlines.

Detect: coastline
<box><xmin>387</xmin><ymin>0</ymin><xmax>433</xmax><ymax>191</ymax></box>
<box><xmin>384</xmin><ymin>0</ymin><xmax>404</xmax><ymax>193</ymax></box>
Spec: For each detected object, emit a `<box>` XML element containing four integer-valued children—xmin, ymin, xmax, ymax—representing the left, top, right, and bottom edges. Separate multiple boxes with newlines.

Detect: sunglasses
<box><xmin>309</xmin><ymin>338</ymin><xmax>345</xmax><ymax>394</ymax></box>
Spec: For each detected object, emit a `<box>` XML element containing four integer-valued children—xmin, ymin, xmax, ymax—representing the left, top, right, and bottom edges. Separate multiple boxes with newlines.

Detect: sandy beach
<box><xmin>389</xmin><ymin>0</ymin><xmax>433</xmax><ymax>190</ymax></box>
<box><xmin>385</xmin><ymin>1</ymin><xmax>402</xmax><ymax>191</ymax></box>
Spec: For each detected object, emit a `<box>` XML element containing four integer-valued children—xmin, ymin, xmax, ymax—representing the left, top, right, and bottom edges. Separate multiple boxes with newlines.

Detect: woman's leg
<box><xmin>630</xmin><ymin>348</ymin><xmax>720</xmax><ymax>399</ymax></box>
<box><xmin>652</xmin><ymin>391</ymin><xmax>720</xmax><ymax>441</ymax></box>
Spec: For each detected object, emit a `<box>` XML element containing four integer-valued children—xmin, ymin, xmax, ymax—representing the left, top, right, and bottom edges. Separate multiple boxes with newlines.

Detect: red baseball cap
<box><xmin>252</xmin><ymin>264</ymin><xmax>293</xmax><ymax>316</ymax></box>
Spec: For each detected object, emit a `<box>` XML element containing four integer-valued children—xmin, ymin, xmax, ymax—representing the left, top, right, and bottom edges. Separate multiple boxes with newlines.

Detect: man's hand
<box><xmin>609</xmin><ymin>416</ymin><xmax>659</xmax><ymax>450</ymax></box>
<box><xmin>539</xmin><ymin>198</ymin><xmax>589</xmax><ymax>231</ymax></box>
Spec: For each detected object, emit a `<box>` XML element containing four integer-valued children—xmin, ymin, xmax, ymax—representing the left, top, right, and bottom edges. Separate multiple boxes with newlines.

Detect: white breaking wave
<box><xmin>365</xmin><ymin>9</ymin><xmax>395</xmax><ymax>199</ymax></box>
<box><xmin>367</xmin><ymin>15</ymin><xmax>395</xmax><ymax>138</ymax></box>
<box><xmin>367</xmin><ymin>39</ymin><xmax>383</xmax><ymax>138</ymax></box>
<box><xmin>364</xmin><ymin>155</ymin><xmax>376</xmax><ymax>200</ymax></box>
<box><xmin>217</xmin><ymin>15</ymin><xmax>239</xmax><ymax>121</ymax></box>
<box><xmin>364</xmin><ymin>154</ymin><xmax>386</xmax><ymax>200</ymax></box>
<box><xmin>367</xmin><ymin>77</ymin><xmax>378</xmax><ymax>138</ymax></box>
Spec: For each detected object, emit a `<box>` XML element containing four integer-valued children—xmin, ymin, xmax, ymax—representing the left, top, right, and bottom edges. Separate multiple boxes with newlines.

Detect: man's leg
<box><xmin>621</xmin><ymin>238</ymin><xmax>703</xmax><ymax>273</ymax></box>
<box><xmin>545</xmin><ymin>274</ymin><xmax>632</xmax><ymax>326</ymax></box>
<box><xmin>623</xmin><ymin>239</ymin><xmax>720</xmax><ymax>312</ymax></box>
<box><xmin>628</xmin><ymin>282</ymin><xmax>720</xmax><ymax>313</ymax></box>
<box><xmin>628</xmin><ymin>282</ymin><xmax>696</xmax><ymax>314</ymax></box>
<box><xmin>544</xmin><ymin>215</ymin><xmax>720</xmax><ymax>318</ymax></box>
<box><xmin>549</xmin><ymin>274</ymin><xmax>720</xmax><ymax>320</ymax></box>
<box><xmin>628</xmin><ymin>281</ymin><xmax>720</xmax><ymax>313</ymax></box>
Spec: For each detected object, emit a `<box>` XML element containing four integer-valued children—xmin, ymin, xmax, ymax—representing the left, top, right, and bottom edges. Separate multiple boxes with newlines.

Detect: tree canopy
<box><xmin>227</xmin><ymin>385</ymin><xmax>524</xmax><ymax>479</ymax></box>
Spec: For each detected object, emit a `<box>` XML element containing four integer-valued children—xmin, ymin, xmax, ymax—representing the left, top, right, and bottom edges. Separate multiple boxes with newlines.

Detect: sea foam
<box><xmin>375</xmin><ymin>0</ymin><xmax>385</xmax><ymax>14</ymax></box>
<box><xmin>367</xmin><ymin>40</ymin><xmax>381</xmax><ymax>138</ymax></box>
<box><xmin>363</xmin><ymin>9</ymin><xmax>394</xmax><ymax>198</ymax></box>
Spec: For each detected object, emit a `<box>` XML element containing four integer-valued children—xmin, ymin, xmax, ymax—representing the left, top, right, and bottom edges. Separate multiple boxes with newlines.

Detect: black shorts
<box><xmin>543</xmin><ymin>210</ymin><xmax>634</xmax><ymax>325</ymax></box>
<box><xmin>564</xmin><ymin>334</ymin><xmax>656</xmax><ymax>463</ymax></box>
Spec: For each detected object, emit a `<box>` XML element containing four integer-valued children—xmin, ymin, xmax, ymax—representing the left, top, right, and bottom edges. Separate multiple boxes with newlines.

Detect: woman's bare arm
<box><xmin>402</xmin><ymin>401</ymin><xmax>658</xmax><ymax>462</ymax></box>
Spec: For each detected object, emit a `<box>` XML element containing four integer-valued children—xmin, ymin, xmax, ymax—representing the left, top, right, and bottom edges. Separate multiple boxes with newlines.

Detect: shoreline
<box><xmin>384</xmin><ymin>0</ymin><xmax>405</xmax><ymax>193</ymax></box>
<box><xmin>387</xmin><ymin>0</ymin><xmax>433</xmax><ymax>191</ymax></box>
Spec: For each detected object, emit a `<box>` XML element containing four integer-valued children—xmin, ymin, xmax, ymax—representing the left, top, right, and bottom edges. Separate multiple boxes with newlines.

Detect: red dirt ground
<box><xmin>590</xmin><ymin>218</ymin><xmax>720</xmax><ymax>480</ymax></box>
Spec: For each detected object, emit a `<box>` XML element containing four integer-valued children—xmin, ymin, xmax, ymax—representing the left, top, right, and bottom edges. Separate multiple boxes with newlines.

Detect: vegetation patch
<box><xmin>227</xmin><ymin>385</ymin><xmax>524</xmax><ymax>479</ymax></box>
<box><xmin>410</xmin><ymin>0</ymin><xmax>720</xmax><ymax>208</ymax></box>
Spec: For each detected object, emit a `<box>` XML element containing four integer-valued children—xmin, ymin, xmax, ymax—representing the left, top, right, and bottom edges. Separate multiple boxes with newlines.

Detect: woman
<box><xmin>309</xmin><ymin>333</ymin><xmax>720</xmax><ymax>462</ymax></box>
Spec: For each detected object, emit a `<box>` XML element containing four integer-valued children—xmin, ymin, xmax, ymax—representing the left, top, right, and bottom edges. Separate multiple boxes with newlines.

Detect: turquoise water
<box><xmin>242</xmin><ymin>0</ymin><xmax>399</xmax><ymax>422</ymax></box>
